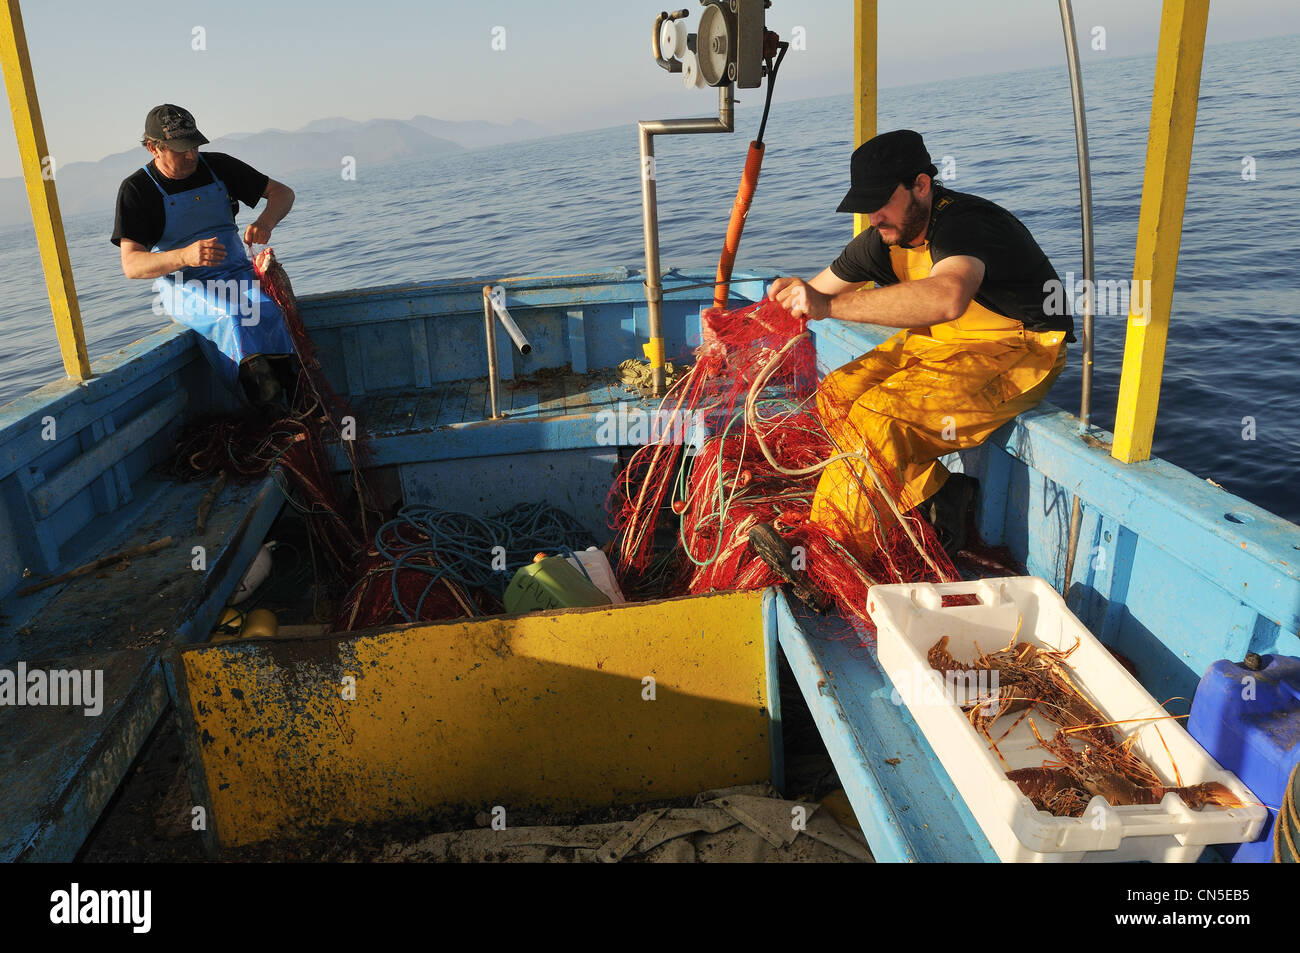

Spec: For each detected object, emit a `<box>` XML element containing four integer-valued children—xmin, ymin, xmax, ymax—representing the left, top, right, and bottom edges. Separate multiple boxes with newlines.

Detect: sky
<box><xmin>1</xmin><ymin>0</ymin><xmax>1297</xmax><ymax>179</ymax></box>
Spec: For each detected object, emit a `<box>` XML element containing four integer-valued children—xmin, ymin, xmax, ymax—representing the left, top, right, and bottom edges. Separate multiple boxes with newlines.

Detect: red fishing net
<box><xmin>607</xmin><ymin>299</ymin><xmax>957</xmax><ymax>638</ymax></box>
<box><xmin>167</xmin><ymin>250</ymin><xmax>382</xmax><ymax>598</ymax></box>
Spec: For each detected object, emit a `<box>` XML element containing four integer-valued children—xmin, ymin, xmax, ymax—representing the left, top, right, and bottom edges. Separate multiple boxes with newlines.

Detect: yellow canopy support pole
<box><xmin>1111</xmin><ymin>0</ymin><xmax>1208</xmax><ymax>463</ymax></box>
<box><xmin>0</xmin><ymin>0</ymin><xmax>91</xmax><ymax>381</ymax></box>
<box><xmin>853</xmin><ymin>0</ymin><xmax>877</xmax><ymax>237</ymax></box>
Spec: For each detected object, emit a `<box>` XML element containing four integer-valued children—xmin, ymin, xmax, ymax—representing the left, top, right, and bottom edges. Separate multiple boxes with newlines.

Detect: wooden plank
<box><xmin>171</xmin><ymin>590</ymin><xmax>769</xmax><ymax>851</ymax></box>
<box><xmin>28</xmin><ymin>389</ymin><xmax>187</xmax><ymax>518</ymax></box>
<box><xmin>385</xmin><ymin>394</ymin><xmax>418</xmax><ymax>436</ymax></box>
<box><xmin>0</xmin><ymin>648</ymin><xmax>167</xmax><ymax>862</ymax></box>
<box><xmin>563</xmin><ymin>374</ymin><xmax>596</xmax><ymax>413</ymax></box>
<box><xmin>506</xmin><ymin>381</ymin><xmax>539</xmax><ymax>419</ymax></box>
<box><xmin>340</xmin><ymin>327</ymin><xmax>365</xmax><ymax>396</ymax></box>
<box><xmin>566</xmin><ymin>308</ymin><xmax>587</xmax><ymax>374</ymax></box>
<box><xmin>435</xmin><ymin>381</ymin><xmax>469</xmax><ymax>427</ymax></box>
<box><xmin>0</xmin><ymin>1</ymin><xmax>90</xmax><ymax>379</ymax></box>
<box><xmin>536</xmin><ymin>378</ymin><xmax>567</xmax><ymax>417</ymax></box>
<box><xmin>360</xmin><ymin>394</ymin><xmax>401</xmax><ymax>437</ymax></box>
<box><xmin>853</xmin><ymin>0</ymin><xmax>878</xmax><ymax>238</ymax></box>
<box><xmin>0</xmin><ymin>471</ymin><xmax>283</xmax><ymax>862</ymax></box>
<box><xmin>408</xmin><ymin>319</ymin><xmax>432</xmax><ymax>389</ymax></box>
<box><xmin>410</xmin><ymin>384</ymin><xmax>446</xmax><ymax>432</ymax></box>
<box><xmin>464</xmin><ymin>379</ymin><xmax>489</xmax><ymax>423</ymax></box>
<box><xmin>776</xmin><ymin>594</ymin><xmax>996</xmax><ymax>862</ymax></box>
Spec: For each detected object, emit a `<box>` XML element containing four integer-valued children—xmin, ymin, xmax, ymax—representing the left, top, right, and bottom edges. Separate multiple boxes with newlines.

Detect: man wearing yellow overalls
<box><xmin>752</xmin><ymin>130</ymin><xmax>1074</xmax><ymax>587</ymax></box>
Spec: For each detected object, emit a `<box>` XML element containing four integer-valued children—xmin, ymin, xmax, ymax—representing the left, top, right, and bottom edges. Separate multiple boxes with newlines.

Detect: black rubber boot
<box><xmin>747</xmin><ymin>522</ymin><xmax>831</xmax><ymax>613</ymax></box>
<box><xmin>925</xmin><ymin>473</ymin><xmax>979</xmax><ymax>559</ymax></box>
<box><xmin>241</xmin><ymin>354</ymin><xmax>287</xmax><ymax>416</ymax></box>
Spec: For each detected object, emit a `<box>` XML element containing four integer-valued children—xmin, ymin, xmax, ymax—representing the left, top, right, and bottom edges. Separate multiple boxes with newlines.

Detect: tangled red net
<box><xmin>166</xmin><ymin>250</ymin><xmax>381</xmax><ymax>602</ymax></box>
<box><xmin>607</xmin><ymin>298</ymin><xmax>958</xmax><ymax>639</ymax></box>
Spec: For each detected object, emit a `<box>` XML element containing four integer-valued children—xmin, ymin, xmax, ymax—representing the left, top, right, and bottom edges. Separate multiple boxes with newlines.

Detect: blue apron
<box><xmin>146</xmin><ymin>154</ymin><xmax>296</xmax><ymax>391</ymax></box>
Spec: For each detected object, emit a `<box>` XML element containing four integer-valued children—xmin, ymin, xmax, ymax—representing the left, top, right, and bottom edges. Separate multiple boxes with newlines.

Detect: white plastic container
<box><xmin>564</xmin><ymin>547</ymin><xmax>626</xmax><ymax>604</ymax></box>
<box><xmin>868</xmin><ymin>576</ymin><xmax>1266</xmax><ymax>862</ymax></box>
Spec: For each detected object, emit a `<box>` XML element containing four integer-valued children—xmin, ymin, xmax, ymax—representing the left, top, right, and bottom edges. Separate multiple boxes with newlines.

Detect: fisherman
<box><xmin>112</xmin><ymin>104</ymin><xmax>297</xmax><ymax>408</ymax></box>
<box><xmin>751</xmin><ymin>129</ymin><xmax>1074</xmax><ymax>589</ymax></box>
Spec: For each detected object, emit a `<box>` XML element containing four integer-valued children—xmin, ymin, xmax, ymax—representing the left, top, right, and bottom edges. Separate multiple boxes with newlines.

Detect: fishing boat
<box><xmin>0</xmin><ymin>0</ymin><xmax>1295</xmax><ymax>863</ymax></box>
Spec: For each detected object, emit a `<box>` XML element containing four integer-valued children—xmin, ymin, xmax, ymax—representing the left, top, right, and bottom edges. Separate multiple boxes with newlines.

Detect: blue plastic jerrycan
<box><xmin>1187</xmin><ymin>654</ymin><xmax>1300</xmax><ymax>863</ymax></box>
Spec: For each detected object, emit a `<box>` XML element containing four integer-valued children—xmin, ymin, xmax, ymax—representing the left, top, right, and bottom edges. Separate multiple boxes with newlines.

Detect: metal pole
<box><xmin>1059</xmin><ymin>0</ymin><xmax>1095</xmax><ymax>600</ymax></box>
<box><xmin>482</xmin><ymin>286</ymin><xmax>500</xmax><ymax>419</ymax></box>
<box><xmin>638</xmin><ymin>84</ymin><xmax>735</xmax><ymax>397</ymax></box>
<box><xmin>1059</xmin><ymin>0</ymin><xmax>1095</xmax><ymax>434</ymax></box>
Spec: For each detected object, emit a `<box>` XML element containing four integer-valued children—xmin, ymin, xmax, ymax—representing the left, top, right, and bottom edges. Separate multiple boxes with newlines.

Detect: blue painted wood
<box><xmin>396</xmin><ymin>448</ymin><xmax>621</xmax><ymax>542</ymax></box>
<box><xmin>0</xmin><ymin>331</ymin><xmax>198</xmax><ymax>484</ymax></box>
<box><xmin>0</xmin><ymin>474</ymin><xmax>282</xmax><ymax>861</ymax></box>
<box><xmin>506</xmin><ymin>380</ymin><xmax>539</xmax><ymax>419</ymax></box>
<box><xmin>340</xmin><ymin>327</ymin><xmax>365</xmax><ymax>395</ymax></box>
<box><xmin>10</xmin><ymin>463</ymin><xmax>61</xmax><ymax>573</ymax></box>
<box><xmin>27</xmin><ymin>390</ymin><xmax>188</xmax><ymax>518</ymax></box>
<box><xmin>0</xmin><ymin>649</ymin><xmax>168</xmax><ymax>862</ymax></box>
<box><xmin>775</xmin><ymin>592</ymin><xmax>998</xmax><ymax>862</ymax></box>
<box><xmin>105</xmin><ymin>416</ymin><xmax>135</xmax><ymax>508</ymax></box>
<box><xmin>410</xmin><ymin>385</ymin><xmax>446</xmax><ymax>432</ymax></box>
<box><xmin>435</xmin><ymin>381</ymin><xmax>468</xmax><ymax>427</ymax></box>
<box><xmin>566</xmin><ymin>308</ymin><xmax>587</xmax><ymax>375</ymax></box>
<box><xmin>409</xmin><ymin>319</ymin><xmax>433</xmax><ymax>389</ymax></box>
<box><xmin>762</xmin><ymin>590</ymin><xmax>785</xmax><ymax>798</ymax></box>
<box><xmin>83</xmin><ymin>419</ymin><xmax>118</xmax><ymax>514</ymax></box>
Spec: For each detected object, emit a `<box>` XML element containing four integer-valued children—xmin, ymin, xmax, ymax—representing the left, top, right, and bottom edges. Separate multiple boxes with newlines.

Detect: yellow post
<box><xmin>853</xmin><ymin>0</ymin><xmax>878</xmax><ymax>237</ymax></box>
<box><xmin>0</xmin><ymin>0</ymin><xmax>91</xmax><ymax>381</ymax></box>
<box><xmin>1111</xmin><ymin>0</ymin><xmax>1208</xmax><ymax>463</ymax></box>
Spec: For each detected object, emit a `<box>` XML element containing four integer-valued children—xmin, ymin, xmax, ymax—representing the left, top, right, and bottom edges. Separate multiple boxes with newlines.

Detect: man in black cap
<box><xmin>752</xmin><ymin>129</ymin><xmax>1073</xmax><ymax>580</ymax></box>
<box><xmin>112</xmin><ymin>104</ymin><xmax>298</xmax><ymax>408</ymax></box>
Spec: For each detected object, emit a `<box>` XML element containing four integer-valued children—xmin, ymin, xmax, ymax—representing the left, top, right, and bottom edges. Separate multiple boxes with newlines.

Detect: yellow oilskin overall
<box><xmin>810</xmin><ymin>240</ymin><xmax>1067</xmax><ymax>560</ymax></box>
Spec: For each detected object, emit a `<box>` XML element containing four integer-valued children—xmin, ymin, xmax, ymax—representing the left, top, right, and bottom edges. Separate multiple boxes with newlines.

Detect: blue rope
<box><xmin>373</xmin><ymin>502</ymin><xmax>593</xmax><ymax>622</ymax></box>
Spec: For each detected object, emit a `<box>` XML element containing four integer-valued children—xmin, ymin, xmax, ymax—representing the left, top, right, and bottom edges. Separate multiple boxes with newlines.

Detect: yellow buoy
<box><xmin>240</xmin><ymin>608</ymin><xmax>279</xmax><ymax>639</ymax></box>
<box><xmin>210</xmin><ymin>607</ymin><xmax>244</xmax><ymax>641</ymax></box>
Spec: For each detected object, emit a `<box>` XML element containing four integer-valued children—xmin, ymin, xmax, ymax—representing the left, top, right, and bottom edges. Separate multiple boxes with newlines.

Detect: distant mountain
<box><xmin>0</xmin><ymin>114</ymin><xmax>552</xmax><ymax>227</ymax></box>
<box><xmin>405</xmin><ymin>115</ymin><xmax>549</xmax><ymax>149</ymax></box>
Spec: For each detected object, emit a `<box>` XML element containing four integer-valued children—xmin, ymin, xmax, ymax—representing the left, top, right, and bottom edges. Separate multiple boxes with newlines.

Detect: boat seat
<box><xmin>773</xmin><ymin>593</ymin><xmax>999</xmax><ymax>861</ymax></box>
<box><xmin>0</xmin><ymin>472</ymin><xmax>283</xmax><ymax>861</ymax></box>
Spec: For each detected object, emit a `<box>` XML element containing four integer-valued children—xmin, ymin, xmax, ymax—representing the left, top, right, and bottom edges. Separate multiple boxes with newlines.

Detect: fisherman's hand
<box><xmin>243</xmin><ymin>220</ymin><xmax>273</xmax><ymax>246</ymax></box>
<box><xmin>182</xmin><ymin>237</ymin><xmax>226</xmax><ymax>268</ymax></box>
<box><xmin>768</xmin><ymin>277</ymin><xmax>830</xmax><ymax>322</ymax></box>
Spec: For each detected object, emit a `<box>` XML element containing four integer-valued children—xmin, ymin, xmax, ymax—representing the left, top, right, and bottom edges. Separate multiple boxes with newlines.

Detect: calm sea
<box><xmin>0</xmin><ymin>34</ymin><xmax>1296</xmax><ymax>522</ymax></box>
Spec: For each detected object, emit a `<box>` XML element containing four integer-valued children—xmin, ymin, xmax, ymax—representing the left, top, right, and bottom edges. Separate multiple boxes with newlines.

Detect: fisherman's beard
<box><xmin>884</xmin><ymin>193</ymin><xmax>930</xmax><ymax>247</ymax></box>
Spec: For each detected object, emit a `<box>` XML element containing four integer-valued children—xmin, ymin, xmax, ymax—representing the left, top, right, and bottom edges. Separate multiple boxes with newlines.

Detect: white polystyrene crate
<box><xmin>868</xmin><ymin>576</ymin><xmax>1267</xmax><ymax>863</ymax></box>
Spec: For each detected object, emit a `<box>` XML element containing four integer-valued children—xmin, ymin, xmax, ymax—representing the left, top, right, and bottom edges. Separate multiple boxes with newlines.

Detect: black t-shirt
<box><xmin>111</xmin><ymin>152</ymin><xmax>269</xmax><ymax>248</ymax></box>
<box><xmin>829</xmin><ymin>184</ymin><xmax>1075</xmax><ymax>339</ymax></box>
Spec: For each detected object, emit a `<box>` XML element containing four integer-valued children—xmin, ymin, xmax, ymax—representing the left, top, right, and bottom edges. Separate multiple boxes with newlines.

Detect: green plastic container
<box><xmin>504</xmin><ymin>556</ymin><xmax>612</xmax><ymax>614</ymax></box>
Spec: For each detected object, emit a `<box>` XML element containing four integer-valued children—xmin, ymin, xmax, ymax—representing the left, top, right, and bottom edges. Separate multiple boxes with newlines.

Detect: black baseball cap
<box><xmin>836</xmin><ymin>129</ymin><xmax>939</xmax><ymax>214</ymax></box>
<box><xmin>143</xmin><ymin>104</ymin><xmax>209</xmax><ymax>151</ymax></box>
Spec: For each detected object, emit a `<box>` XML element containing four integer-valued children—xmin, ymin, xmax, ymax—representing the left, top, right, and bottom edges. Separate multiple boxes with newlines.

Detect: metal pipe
<box><xmin>638</xmin><ymin>83</ymin><xmax>735</xmax><ymax>396</ymax></box>
<box><xmin>1059</xmin><ymin>0</ymin><xmax>1095</xmax><ymax>433</ymax></box>
<box><xmin>1059</xmin><ymin>0</ymin><xmax>1095</xmax><ymax>599</ymax></box>
<box><xmin>482</xmin><ymin>286</ymin><xmax>500</xmax><ymax>419</ymax></box>
<box><xmin>488</xmin><ymin>285</ymin><xmax>532</xmax><ymax>356</ymax></box>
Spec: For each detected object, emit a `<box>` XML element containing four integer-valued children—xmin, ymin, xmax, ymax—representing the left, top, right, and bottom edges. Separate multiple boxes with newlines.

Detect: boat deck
<box><xmin>0</xmin><ymin>474</ymin><xmax>282</xmax><ymax>861</ymax></box>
